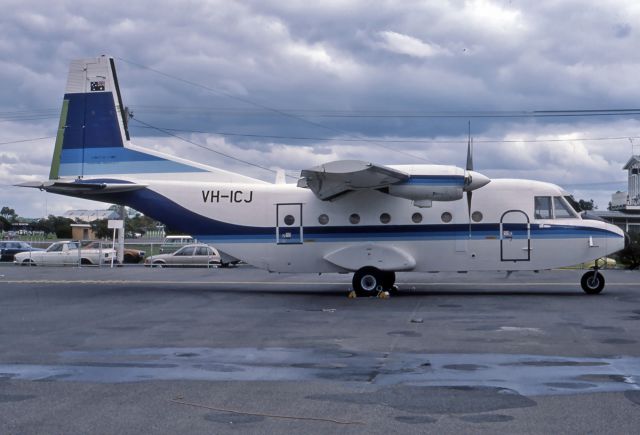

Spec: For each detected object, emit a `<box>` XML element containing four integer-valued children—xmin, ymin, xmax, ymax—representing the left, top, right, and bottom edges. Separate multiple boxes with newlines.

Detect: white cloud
<box><xmin>377</xmin><ymin>31</ymin><xmax>447</xmax><ymax>58</ymax></box>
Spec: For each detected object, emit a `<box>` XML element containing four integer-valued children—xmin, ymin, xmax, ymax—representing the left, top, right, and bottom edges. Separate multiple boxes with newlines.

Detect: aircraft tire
<box><xmin>353</xmin><ymin>267</ymin><xmax>384</xmax><ymax>297</ymax></box>
<box><xmin>581</xmin><ymin>271</ymin><xmax>605</xmax><ymax>294</ymax></box>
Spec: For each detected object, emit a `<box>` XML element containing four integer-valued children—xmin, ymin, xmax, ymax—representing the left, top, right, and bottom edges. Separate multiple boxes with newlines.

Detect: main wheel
<box><xmin>581</xmin><ymin>271</ymin><xmax>605</xmax><ymax>294</ymax></box>
<box><xmin>352</xmin><ymin>267</ymin><xmax>384</xmax><ymax>297</ymax></box>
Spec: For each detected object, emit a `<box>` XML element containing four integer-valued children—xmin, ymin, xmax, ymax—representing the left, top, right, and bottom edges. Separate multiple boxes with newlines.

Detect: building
<box><xmin>596</xmin><ymin>155</ymin><xmax>640</xmax><ymax>233</ymax></box>
<box><xmin>63</xmin><ymin>209</ymin><xmax>120</xmax><ymax>222</ymax></box>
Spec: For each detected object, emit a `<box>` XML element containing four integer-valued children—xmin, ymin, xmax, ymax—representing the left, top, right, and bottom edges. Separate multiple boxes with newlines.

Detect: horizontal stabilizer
<box><xmin>298</xmin><ymin>160</ymin><xmax>409</xmax><ymax>200</ymax></box>
<box><xmin>17</xmin><ymin>180</ymin><xmax>148</xmax><ymax>195</ymax></box>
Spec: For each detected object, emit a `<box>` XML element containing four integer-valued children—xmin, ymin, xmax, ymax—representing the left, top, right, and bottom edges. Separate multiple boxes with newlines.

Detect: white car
<box><xmin>14</xmin><ymin>241</ymin><xmax>116</xmax><ymax>266</ymax></box>
<box><xmin>145</xmin><ymin>244</ymin><xmax>220</xmax><ymax>267</ymax></box>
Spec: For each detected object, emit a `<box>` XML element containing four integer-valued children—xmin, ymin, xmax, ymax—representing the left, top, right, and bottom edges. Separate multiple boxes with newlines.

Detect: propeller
<box><xmin>465</xmin><ymin>124</ymin><xmax>473</xmax><ymax>237</ymax></box>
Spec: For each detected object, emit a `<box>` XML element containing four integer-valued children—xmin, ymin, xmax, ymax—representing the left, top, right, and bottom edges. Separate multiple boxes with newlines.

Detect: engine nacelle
<box><xmin>387</xmin><ymin>184</ymin><xmax>464</xmax><ymax>201</ymax></box>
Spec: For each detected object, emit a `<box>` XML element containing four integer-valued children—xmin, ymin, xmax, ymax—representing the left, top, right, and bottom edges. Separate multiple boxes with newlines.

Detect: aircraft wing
<box><xmin>298</xmin><ymin>160</ymin><xmax>409</xmax><ymax>200</ymax></box>
<box><xmin>16</xmin><ymin>180</ymin><xmax>148</xmax><ymax>195</ymax></box>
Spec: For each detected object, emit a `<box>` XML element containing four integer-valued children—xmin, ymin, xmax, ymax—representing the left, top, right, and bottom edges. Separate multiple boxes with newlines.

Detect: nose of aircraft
<box><xmin>464</xmin><ymin>170</ymin><xmax>491</xmax><ymax>192</ymax></box>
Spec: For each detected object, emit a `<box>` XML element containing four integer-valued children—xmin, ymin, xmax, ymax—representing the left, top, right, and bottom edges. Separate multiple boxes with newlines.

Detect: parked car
<box><xmin>145</xmin><ymin>244</ymin><xmax>220</xmax><ymax>267</ymax></box>
<box><xmin>14</xmin><ymin>241</ymin><xmax>116</xmax><ymax>266</ymax></box>
<box><xmin>83</xmin><ymin>241</ymin><xmax>145</xmax><ymax>264</ymax></box>
<box><xmin>0</xmin><ymin>241</ymin><xmax>44</xmax><ymax>262</ymax></box>
<box><xmin>159</xmin><ymin>235</ymin><xmax>194</xmax><ymax>254</ymax></box>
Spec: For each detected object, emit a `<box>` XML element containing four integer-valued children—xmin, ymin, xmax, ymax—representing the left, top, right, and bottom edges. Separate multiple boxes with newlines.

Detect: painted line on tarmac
<box><xmin>1</xmin><ymin>279</ymin><xmax>638</xmax><ymax>287</ymax></box>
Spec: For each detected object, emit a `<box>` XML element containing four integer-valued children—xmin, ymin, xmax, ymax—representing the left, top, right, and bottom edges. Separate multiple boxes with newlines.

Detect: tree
<box><xmin>91</xmin><ymin>219</ymin><xmax>111</xmax><ymax>239</ymax></box>
<box><xmin>578</xmin><ymin>199</ymin><xmax>596</xmax><ymax>211</ymax></box>
<box><xmin>30</xmin><ymin>215</ymin><xmax>74</xmax><ymax>238</ymax></box>
<box><xmin>0</xmin><ymin>215</ymin><xmax>10</xmax><ymax>231</ymax></box>
<box><xmin>1</xmin><ymin>206</ymin><xmax>17</xmax><ymax>222</ymax></box>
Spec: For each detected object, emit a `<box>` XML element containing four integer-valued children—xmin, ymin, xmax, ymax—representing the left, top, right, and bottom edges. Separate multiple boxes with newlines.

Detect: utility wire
<box><xmin>130</xmin><ymin>125</ymin><xmax>640</xmax><ymax>145</ymax></box>
<box><xmin>0</xmin><ymin>136</ymin><xmax>55</xmax><ymax>146</ymax></box>
<box><xmin>131</xmin><ymin>117</ymin><xmax>296</xmax><ymax>179</ymax></box>
<box><xmin>116</xmin><ymin>57</ymin><xmax>431</xmax><ymax>163</ymax></box>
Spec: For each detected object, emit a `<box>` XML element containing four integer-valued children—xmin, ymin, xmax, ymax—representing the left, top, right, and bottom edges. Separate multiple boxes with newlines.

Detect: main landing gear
<box><xmin>351</xmin><ymin>267</ymin><xmax>399</xmax><ymax>297</ymax></box>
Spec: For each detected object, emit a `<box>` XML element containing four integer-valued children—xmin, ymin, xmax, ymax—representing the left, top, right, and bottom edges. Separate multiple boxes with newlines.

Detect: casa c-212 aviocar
<box><xmin>21</xmin><ymin>56</ymin><xmax>626</xmax><ymax>296</ymax></box>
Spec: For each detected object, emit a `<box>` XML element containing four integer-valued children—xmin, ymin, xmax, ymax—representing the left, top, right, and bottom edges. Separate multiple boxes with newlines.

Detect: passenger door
<box><xmin>276</xmin><ymin>203</ymin><xmax>303</xmax><ymax>244</ymax></box>
<box><xmin>500</xmin><ymin>210</ymin><xmax>531</xmax><ymax>261</ymax></box>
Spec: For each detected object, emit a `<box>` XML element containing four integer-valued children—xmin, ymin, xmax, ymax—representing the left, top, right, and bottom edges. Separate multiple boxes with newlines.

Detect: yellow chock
<box><xmin>377</xmin><ymin>291</ymin><xmax>390</xmax><ymax>299</ymax></box>
<box><xmin>348</xmin><ymin>290</ymin><xmax>357</xmax><ymax>298</ymax></box>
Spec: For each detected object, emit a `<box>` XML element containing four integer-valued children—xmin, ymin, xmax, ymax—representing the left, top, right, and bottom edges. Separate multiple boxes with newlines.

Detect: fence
<box><xmin>3</xmin><ymin>239</ymin><xmax>223</xmax><ymax>268</ymax></box>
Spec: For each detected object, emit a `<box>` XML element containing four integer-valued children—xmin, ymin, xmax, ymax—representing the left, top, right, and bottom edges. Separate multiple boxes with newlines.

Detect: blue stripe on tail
<box><xmin>58</xmin><ymin>92</ymin><xmax>205</xmax><ymax>176</ymax></box>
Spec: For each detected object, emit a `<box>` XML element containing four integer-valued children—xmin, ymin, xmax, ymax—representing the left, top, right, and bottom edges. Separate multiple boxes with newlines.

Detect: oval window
<box><xmin>379</xmin><ymin>213</ymin><xmax>391</xmax><ymax>224</ymax></box>
<box><xmin>441</xmin><ymin>212</ymin><xmax>452</xmax><ymax>223</ymax></box>
<box><xmin>349</xmin><ymin>213</ymin><xmax>360</xmax><ymax>224</ymax></box>
<box><xmin>318</xmin><ymin>214</ymin><xmax>329</xmax><ymax>225</ymax></box>
<box><xmin>411</xmin><ymin>212</ymin><xmax>423</xmax><ymax>223</ymax></box>
<box><xmin>471</xmin><ymin>211</ymin><xmax>483</xmax><ymax>222</ymax></box>
<box><xmin>284</xmin><ymin>214</ymin><xmax>295</xmax><ymax>226</ymax></box>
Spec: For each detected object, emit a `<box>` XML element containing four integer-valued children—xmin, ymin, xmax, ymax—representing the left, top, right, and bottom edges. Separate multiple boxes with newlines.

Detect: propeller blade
<box><xmin>467</xmin><ymin>190</ymin><xmax>473</xmax><ymax>237</ymax></box>
<box><xmin>466</xmin><ymin>123</ymin><xmax>473</xmax><ymax>171</ymax></box>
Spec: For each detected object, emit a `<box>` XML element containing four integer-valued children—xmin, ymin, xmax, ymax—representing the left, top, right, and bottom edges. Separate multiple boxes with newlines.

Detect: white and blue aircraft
<box><xmin>21</xmin><ymin>56</ymin><xmax>626</xmax><ymax>296</ymax></box>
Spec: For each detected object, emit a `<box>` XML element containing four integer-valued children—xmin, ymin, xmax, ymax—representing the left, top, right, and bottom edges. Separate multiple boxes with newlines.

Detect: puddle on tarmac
<box><xmin>0</xmin><ymin>348</ymin><xmax>638</xmax><ymax>397</ymax></box>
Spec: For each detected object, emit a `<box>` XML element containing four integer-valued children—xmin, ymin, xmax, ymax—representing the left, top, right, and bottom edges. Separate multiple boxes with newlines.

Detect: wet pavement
<box><xmin>0</xmin><ymin>265</ymin><xmax>639</xmax><ymax>433</ymax></box>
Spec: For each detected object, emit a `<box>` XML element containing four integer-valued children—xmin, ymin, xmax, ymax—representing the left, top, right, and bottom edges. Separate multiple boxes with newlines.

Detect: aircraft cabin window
<box><xmin>471</xmin><ymin>211</ymin><xmax>483</xmax><ymax>222</ymax></box>
<box><xmin>380</xmin><ymin>213</ymin><xmax>391</xmax><ymax>224</ymax></box>
<box><xmin>553</xmin><ymin>196</ymin><xmax>576</xmax><ymax>219</ymax></box>
<box><xmin>283</xmin><ymin>214</ymin><xmax>295</xmax><ymax>226</ymax></box>
<box><xmin>318</xmin><ymin>214</ymin><xmax>329</xmax><ymax>225</ymax></box>
<box><xmin>349</xmin><ymin>213</ymin><xmax>360</xmax><ymax>224</ymax></box>
<box><xmin>534</xmin><ymin>196</ymin><xmax>552</xmax><ymax>219</ymax></box>
<box><xmin>412</xmin><ymin>212</ymin><xmax>423</xmax><ymax>223</ymax></box>
<box><xmin>441</xmin><ymin>212</ymin><xmax>452</xmax><ymax>223</ymax></box>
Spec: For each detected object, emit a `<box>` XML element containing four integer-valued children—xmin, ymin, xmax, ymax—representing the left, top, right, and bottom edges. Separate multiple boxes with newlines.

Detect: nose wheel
<box><xmin>581</xmin><ymin>270</ymin><xmax>605</xmax><ymax>294</ymax></box>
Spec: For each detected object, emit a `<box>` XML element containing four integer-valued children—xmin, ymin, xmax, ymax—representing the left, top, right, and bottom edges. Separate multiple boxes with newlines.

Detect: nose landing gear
<box><xmin>580</xmin><ymin>268</ymin><xmax>605</xmax><ymax>294</ymax></box>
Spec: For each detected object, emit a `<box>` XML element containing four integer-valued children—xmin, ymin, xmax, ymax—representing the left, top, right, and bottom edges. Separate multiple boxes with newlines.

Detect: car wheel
<box><xmin>152</xmin><ymin>261</ymin><xmax>165</xmax><ymax>268</ymax></box>
<box><xmin>80</xmin><ymin>258</ymin><xmax>93</xmax><ymax>266</ymax></box>
<box><xmin>21</xmin><ymin>259</ymin><xmax>36</xmax><ymax>266</ymax></box>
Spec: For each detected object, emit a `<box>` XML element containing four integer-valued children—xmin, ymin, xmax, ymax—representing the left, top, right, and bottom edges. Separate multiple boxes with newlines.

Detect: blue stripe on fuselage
<box><xmin>78</xmin><ymin>187</ymin><xmax>622</xmax><ymax>244</ymax></box>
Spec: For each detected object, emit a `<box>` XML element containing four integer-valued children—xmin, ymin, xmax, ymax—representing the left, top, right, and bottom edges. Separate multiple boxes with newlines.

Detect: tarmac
<box><xmin>0</xmin><ymin>264</ymin><xmax>639</xmax><ymax>434</ymax></box>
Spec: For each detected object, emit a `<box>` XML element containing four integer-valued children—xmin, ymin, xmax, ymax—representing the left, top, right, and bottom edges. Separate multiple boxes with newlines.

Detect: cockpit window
<box><xmin>534</xmin><ymin>196</ymin><xmax>552</xmax><ymax>219</ymax></box>
<box><xmin>553</xmin><ymin>196</ymin><xmax>576</xmax><ymax>218</ymax></box>
<box><xmin>564</xmin><ymin>196</ymin><xmax>582</xmax><ymax>213</ymax></box>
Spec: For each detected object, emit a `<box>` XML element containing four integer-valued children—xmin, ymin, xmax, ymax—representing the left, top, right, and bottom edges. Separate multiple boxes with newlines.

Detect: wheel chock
<box><xmin>348</xmin><ymin>290</ymin><xmax>357</xmax><ymax>298</ymax></box>
<box><xmin>377</xmin><ymin>290</ymin><xmax>390</xmax><ymax>299</ymax></box>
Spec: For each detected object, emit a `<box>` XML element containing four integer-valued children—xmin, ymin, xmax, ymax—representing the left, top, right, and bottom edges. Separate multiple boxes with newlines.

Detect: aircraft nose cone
<box><xmin>464</xmin><ymin>170</ymin><xmax>491</xmax><ymax>191</ymax></box>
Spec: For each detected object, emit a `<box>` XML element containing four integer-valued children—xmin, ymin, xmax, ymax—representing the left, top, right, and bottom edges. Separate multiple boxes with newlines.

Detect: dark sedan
<box><xmin>0</xmin><ymin>241</ymin><xmax>44</xmax><ymax>261</ymax></box>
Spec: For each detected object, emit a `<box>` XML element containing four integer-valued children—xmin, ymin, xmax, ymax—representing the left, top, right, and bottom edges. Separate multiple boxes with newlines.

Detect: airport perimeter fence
<box><xmin>2</xmin><ymin>239</ymin><xmax>224</xmax><ymax>269</ymax></box>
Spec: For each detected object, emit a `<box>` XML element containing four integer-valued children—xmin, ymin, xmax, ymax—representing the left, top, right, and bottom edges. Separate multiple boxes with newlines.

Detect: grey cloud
<box><xmin>1</xmin><ymin>0</ymin><xmax>639</xmax><ymax>216</ymax></box>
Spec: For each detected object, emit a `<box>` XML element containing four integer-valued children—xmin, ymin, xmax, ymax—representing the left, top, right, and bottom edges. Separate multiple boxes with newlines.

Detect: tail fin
<box><xmin>50</xmin><ymin>56</ymin><xmax>262</xmax><ymax>183</ymax></box>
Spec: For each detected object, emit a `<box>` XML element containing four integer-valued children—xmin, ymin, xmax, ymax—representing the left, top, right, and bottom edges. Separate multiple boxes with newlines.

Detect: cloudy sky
<box><xmin>2</xmin><ymin>0</ymin><xmax>640</xmax><ymax>217</ymax></box>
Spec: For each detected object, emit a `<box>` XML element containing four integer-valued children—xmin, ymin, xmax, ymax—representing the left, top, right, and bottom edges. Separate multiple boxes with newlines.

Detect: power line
<box><xmin>131</xmin><ymin>117</ymin><xmax>296</xmax><ymax>179</ymax></box>
<box><xmin>116</xmin><ymin>57</ymin><xmax>431</xmax><ymax>163</ymax></box>
<box><xmin>130</xmin><ymin>125</ymin><xmax>640</xmax><ymax>145</ymax></box>
<box><xmin>0</xmin><ymin>136</ymin><xmax>55</xmax><ymax>146</ymax></box>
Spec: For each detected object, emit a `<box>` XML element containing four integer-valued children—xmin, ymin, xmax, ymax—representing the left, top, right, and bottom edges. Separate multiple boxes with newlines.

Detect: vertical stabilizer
<box><xmin>50</xmin><ymin>56</ymin><xmax>266</xmax><ymax>183</ymax></box>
